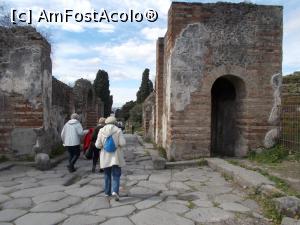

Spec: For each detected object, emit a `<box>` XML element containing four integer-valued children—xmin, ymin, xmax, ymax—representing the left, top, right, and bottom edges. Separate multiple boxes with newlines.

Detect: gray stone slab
<box><xmin>14</xmin><ymin>213</ymin><xmax>67</xmax><ymax>225</ymax></box>
<box><xmin>129</xmin><ymin>187</ymin><xmax>160</xmax><ymax>198</ymax></box>
<box><xmin>1</xmin><ymin>198</ymin><xmax>32</xmax><ymax>209</ymax></box>
<box><xmin>0</xmin><ymin>194</ymin><xmax>11</xmax><ymax>204</ymax></box>
<box><xmin>274</xmin><ymin>196</ymin><xmax>300</xmax><ymax>217</ymax></box>
<box><xmin>100</xmin><ymin>217</ymin><xmax>134</xmax><ymax>225</ymax></box>
<box><xmin>65</xmin><ymin>185</ymin><xmax>101</xmax><ymax>198</ymax></box>
<box><xmin>0</xmin><ymin>223</ymin><xmax>13</xmax><ymax>225</ymax></box>
<box><xmin>214</xmin><ymin>193</ymin><xmax>244</xmax><ymax>204</ymax></box>
<box><xmin>10</xmin><ymin>185</ymin><xmax>65</xmax><ymax>198</ymax></box>
<box><xmin>30</xmin><ymin>196</ymin><xmax>81</xmax><ymax>212</ymax></box>
<box><xmin>206</xmin><ymin>158</ymin><xmax>274</xmax><ymax>188</ymax></box>
<box><xmin>95</xmin><ymin>205</ymin><xmax>136</xmax><ymax>217</ymax></box>
<box><xmin>32</xmin><ymin>192</ymin><xmax>68</xmax><ymax>204</ymax></box>
<box><xmin>0</xmin><ymin>209</ymin><xmax>27</xmax><ymax>222</ymax></box>
<box><xmin>38</xmin><ymin>178</ymin><xmax>69</xmax><ymax>186</ymax></box>
<box><xmin>137</xmin><ymin>181</ymin><xmax>168</xmax><ymax>191</ymax></box>
<box><xmin>127</xmin><ymin>174</ymin><xmax>149</xmax><ymax>181</ymax></box>
<box><xmin>135</xmin><ymin>196</ymin><xmax>163</xmax><ymax>210</ymax></box>
<box><xmin>110</xmin><ymin>196</ymin><xmax>142</xmax><ymax>207</ymax></box>
<box><xmin>62</xmin><ymin>215</ymin><xmax>106</xmax><ymax>225</ymax></box>
<box><xmin>179</xmin><ymin>191</ymin><xmax>209</xmax><ymax>201</ymax></box>
<box><xmin>131</xmin><ymin>208</ymin><xmax>194</xmax><ymax>225</ymax></box>
<box><xmin>64</xmin><ymin>197</ymin><xmax>109</xmax><ymax>215</ymax></box>
<box><xmin>156</xmin><ymin>201</ymin><xmax>189</xmax><ymax>214</ymax></box>
<box><xmin>192</xmin><ymin>200</ymin><xmax>214</xmax><ymax>208</ymax></box>
<box><xmin>281</xmin><ymin>217</ymin><xmax>300</xmax><ymax>225</ymax></box>
<box><xmin>169</xmin><ymin>181</ymin><xmax>191</xmax><ymax>191</ymax></box>
<box><xmin>184</xmin><ymin>207</ymin><xmax>235</xmax><ymax>223</ymax></box>
<box><xmin>220</xmin><ymin>202</ymin><xmax>251</xmax><ymax>213</ymax></box>
<box><xmin>148</xmin><ymin>172</ymin><xmax>171</xmax><ymax>184</ymax></box>
<box><xmin>0</xmin><ymin>181</ymin><xmax>20</xmax><ymax>188</ymax></box>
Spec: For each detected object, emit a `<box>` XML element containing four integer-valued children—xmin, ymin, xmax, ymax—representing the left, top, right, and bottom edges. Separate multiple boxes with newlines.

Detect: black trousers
<box><xmin>66</xmin><ymin>145</ymin><xmax>80</xmax><ymax>167</ymax></box>
<box><xmin>91</xmin><ymin>143</ymin><xmax>100</xmax><ymax>166</ymax></box>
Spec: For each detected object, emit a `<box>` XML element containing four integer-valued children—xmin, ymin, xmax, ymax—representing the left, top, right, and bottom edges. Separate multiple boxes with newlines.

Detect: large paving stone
<box><xmin>62</xmin><ymin>215</ymin><xmax>106</xmax><ymax>225</ymax></box>
<box><xmin>178</xmin><ymin>191</ymin><xmax>209</xmax><ymax>201</ymax></box>
<box><xmin>131</xmin><ymin>208</ymin><xmax>194</xmax><ymax>225</ymax></box>
<box><xmin>0</xmin><ymin>209</ymin><xmax>27</xmax><ymax>222</ymax></box>
<box><xmin>148</xmin><ymin>172</ymin><xmax>171</xmax><ymax>184</ymax></box>
<box><xmin>30</xmin><ymin>196</ymin><xmax>81</xmax><ymax>212</ymax></box>
<box><xmin>214</xmin><ymin>193</ymin><xmax>244</xmax><ymax>204</ymax></box>
<box><xmin>192</xmin><ymin>200</ymin><xmax>214</xmax><ymax>208</ymax></box>
<box><xmin>156</xmin><ymin>201</ymin><xmax>189</xmax><ymax>214</ymax></box>
<box><xmin>198</xmin><ymin>185</ymin><xmax>233</xmax><ymax>196</ymax></box>
<box><xmin>135</xmin><ymin>196</ymin><xmax>163</xmax><ymax>210</ymax></box>
<box><xmin>169</xmin><ymin>181</ymin><xmax>191</xmax><ymax>191</ymax></box>
<box><xmin>110</xmin><ymin>196</ymin><xmax>142</xmax><ymax>207</ymax></box>
<box><xmin>95</xmin><ymin>205</ymin><xmax>136</xmax><ymax>217</ymax></box>
<box><xmin>64</xmin><ymin>197</ymin><xmax>109</xmax><ymax>215</ymax></box>
<box><xmin>32</xmin><ymin>192</ymin><xmax>68</xmax><ymax>204</ymax></box>
<box><xmin>14</xmin><ymin>213</ymin><xmax>67</xmax><ymax>225</ymax></box>
<box><xmin>100</xmin><ymin>217</ymin><xmax>134</xmax><ymax>225</ymax></box>
<box><xmin>220</xmin><ymin>202</ymin><xmax>251</xmax><ymax>213</ymax></box>
<box><xmin>0</xmin><ymin>181</ymin><xmax>20</xmax><ymax>187</ymax></box>
<box><xmin>0</xmin><ymin>194</ymin><xmax>11</xmax><ymax>204</ymax></box>
<box><xmin>127</xmin><ymin>174</ymin><xmax>149</xmax><ymax>181</ymax></box>
<box><xmin>129</xmin><ymin>186</ymin><xmax>160</xmax><ymax>198</ymax></box>
<box><xmin>184</xmin><ymin>207</ymin><xmax>235</xmax><ymax>223</ymax></box>
<box><xmin>281</xmin><ymin>217</ymin><xmax>300</xmax><ymax>225</ymax></box>
<box><xmin>137</xmin><ymin>181</ymin><xmax>168</xmax><ymax>191</ymax></box>
<box><xmin>65</xmin><ymin>185</ymin><xmax>101</xmax><ymax>198</ymax></box>
<box><xmin>1</xmin><ymin>198</ymin><xmax>33</xmax><ymax>209</ymax></box>
<box><xmin>10</xmin><ymin>185</ymin><xmax>65</xmax><ymax>198</ymax></box>
<box><xmin>274</xmin><ymin>196</ymin><xmax>300</xmax><ymax>217</ymax></box>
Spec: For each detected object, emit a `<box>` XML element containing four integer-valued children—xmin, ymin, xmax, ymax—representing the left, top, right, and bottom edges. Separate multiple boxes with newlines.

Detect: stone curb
<box><xmin>166</xmin><ymin>159</ymin><xmax>206</xmax><ymax>169</ymax></box>
<box><xmin>0</xmin><ymin>153</ymin><xmax>68</xmax><ymax>171</ymax></box>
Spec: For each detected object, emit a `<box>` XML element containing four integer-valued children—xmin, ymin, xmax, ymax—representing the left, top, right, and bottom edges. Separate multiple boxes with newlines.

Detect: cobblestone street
<box><xmin>0</xmin><ymin>135</ymin><xmax>272</xmax><ymax>225</ymax></box>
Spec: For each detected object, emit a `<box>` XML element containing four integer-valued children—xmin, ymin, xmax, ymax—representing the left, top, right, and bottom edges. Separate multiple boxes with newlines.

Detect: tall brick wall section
<box><xmin>155</xmin><ymin>38</ymin><xmax>165</xmax><ymax>145</ymax></box>
<box><xmin>157</xmin><ymin>2</ymin><xmax>282</xmax><ymax>160</ymax></box>
<box><xmin>0</xmin><ymin>27</ymin><xmax>52</xmax><ymax>158</ymax></box>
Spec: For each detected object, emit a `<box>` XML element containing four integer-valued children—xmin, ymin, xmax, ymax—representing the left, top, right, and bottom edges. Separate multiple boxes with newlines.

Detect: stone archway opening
<box><xmin>211</xmin><ymin>75</ymin><xmax>245</xmax><ymax>157</ymax></box>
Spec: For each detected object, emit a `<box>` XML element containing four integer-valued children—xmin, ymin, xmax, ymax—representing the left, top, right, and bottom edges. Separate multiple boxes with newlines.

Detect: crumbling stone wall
<box><xmin>282</xmin><ymin>72</ymin><xmax>300</xmax><ymax>106</ymax></box>
<box><xmin>143</xmin><ymin>92</ymin><xmax>155</xmax><ymax>140</ymax></box>
<box><xmin>154</xmin><ymin>2</ymin><xmax>283</xmax><ymax>160</ymax></box>
<box><xmin>0</xmin><ymin>27</ymin><xmax>104</xmax><ymax>159</ymax></box>
<box><xmin>0</xmin><ymin>26</ymin><xmax>52</xmax><ymax>158</ymax></box>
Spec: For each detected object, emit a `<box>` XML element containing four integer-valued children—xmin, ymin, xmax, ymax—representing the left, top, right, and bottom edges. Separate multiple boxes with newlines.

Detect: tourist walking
<box><xmin>90</xmin><ymin>117</ymin><xmax>106</xmax><ymax>172</ymax></box>
<box><xmin>61</xmin><ymin>113</ymin><xmax>84</xmax><ymax>173</ymax></box>
<box><xmin>95</xmin><ymin>116</ymin><xmax>126</xmax><ymax>201</ymax></box>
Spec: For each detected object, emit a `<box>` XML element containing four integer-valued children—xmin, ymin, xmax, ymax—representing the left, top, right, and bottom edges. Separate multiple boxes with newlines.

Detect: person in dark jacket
<box><xmin>90</xmin><ymin>117</ymin><xmax>106</xmax><ymax>172</ymax></box>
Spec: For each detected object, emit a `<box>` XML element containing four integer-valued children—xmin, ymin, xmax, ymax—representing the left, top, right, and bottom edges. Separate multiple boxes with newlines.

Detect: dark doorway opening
<box><xmin>211</xmin><ymin>77</ymin><xmax>237</xmax><ymax>156</ymax></box>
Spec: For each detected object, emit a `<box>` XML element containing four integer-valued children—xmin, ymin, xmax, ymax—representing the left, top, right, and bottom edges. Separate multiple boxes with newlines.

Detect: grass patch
<box><xmin>157</xmin><ymin>146</ymin><xmax>167</xmax><ymax>159</ymax></box>
<box><xmin>248</xmin><ymin>194</ymin><xmax>282</xmax><ymax>224</ymax></box>
<box><xmin>0</xmin><ymin>155</ymin><xmax>8</xmax><ymax>163</ymax></box>
<box><xmin>248</xmin><ymin>145</ymin><xmax>288</xmax><ymax>164</ymax></box>
<box><xmin>197</xmin><ymin>159</ymin><xmax>207</xmax><ymax>167</ymax></box>
<box><xmin>50</xmin><ymin>144</ymin><xmax>65</xmax><ymax>159</ymax></box>
<box><xmin>213</xmin><ymin>201</ymin><xmax>220</xmax><ymax>207</ymax></box>
<box><xmin>222</xmin><ymin>173</ymin><xmax>233</xmax><ymax>181</ymax></box>
<box><xmin>187</xmin><ymin>200</ymin><xmax>196</xmax><ymax>209</ymax></box>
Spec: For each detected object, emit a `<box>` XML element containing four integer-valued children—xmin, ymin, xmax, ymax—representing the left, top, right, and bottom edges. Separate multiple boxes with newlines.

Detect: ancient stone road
<box><xmin>0</xmin><ymin>135</ymin><xmax>272</xmax><ymax>225</ymax></box>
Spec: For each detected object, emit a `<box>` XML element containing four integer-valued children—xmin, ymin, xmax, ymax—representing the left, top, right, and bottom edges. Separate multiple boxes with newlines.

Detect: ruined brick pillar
<box><xmin>156</xmin><ymin>2</ymin><xmax>283</xmax><ymax>161</ymax></box>
<box><xmin>0</xmin><ymin>27</ymin><xmax>52</xmax><ymax>158</ymax></box>
<box><xmin>155</xmin><ymin>38</ymin><xmax>165</xmax><ymax>146</ymax></box>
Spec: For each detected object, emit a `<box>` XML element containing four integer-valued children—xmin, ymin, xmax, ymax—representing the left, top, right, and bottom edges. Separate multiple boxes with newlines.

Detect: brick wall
<box><xmin>156</xmin><ymin>2</ymin><xmax>282</xmax><ymax>160</ymax></box>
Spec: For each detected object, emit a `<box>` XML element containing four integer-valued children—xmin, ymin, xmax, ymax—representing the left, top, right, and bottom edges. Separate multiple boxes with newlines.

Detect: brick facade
<box><xmin>154</xmin><ymin>2</ymin><xmax>283</xmax><ymax>160</ymax></box>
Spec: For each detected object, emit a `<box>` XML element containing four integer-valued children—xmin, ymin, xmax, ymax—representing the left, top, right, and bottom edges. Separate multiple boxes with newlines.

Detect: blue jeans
<box><xmin>66</xmin><ymin>145</ymin><xmax>80</xmax><ymax>168</ymax></box>
<box><xmin>104</xmin><ymin>165</ymin><xmax>121</xmax><ymax>196</ymax></box>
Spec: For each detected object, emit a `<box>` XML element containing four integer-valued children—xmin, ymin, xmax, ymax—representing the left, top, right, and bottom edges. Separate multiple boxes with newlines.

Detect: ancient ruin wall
<box><xmin>159</xmin><ymin>2</ymin><xmax>282</xmax><ymax>160</ymax></box>
<box><xmin>143</xmin><ymin>92</ymin><xmax>155</xmax><ymax>140</ymax></box>
<box><xmin>0</xmin><ymin>26</ymin><xmax>52</xmax><ymax>158</ymax></box>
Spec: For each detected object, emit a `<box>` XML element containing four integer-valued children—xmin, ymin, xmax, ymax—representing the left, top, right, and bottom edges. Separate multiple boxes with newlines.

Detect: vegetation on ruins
<box><xmin>136</xmin><ymin>68</ymin><xmax>154</xmax><ymax>104</ymax></box>
<box><xmin>93</xmin><ymin>69</ymin><xmax>113</xmax><ymax>117</ymax></box>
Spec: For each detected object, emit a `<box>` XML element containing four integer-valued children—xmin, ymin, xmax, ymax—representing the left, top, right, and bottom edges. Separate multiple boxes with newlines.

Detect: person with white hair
<box><xmin>95</xmin><ymin>116</ymin><xmax>126</xmax><ymax>201</ymax></box>
<box><xmin>61</xmin><ymin>113</ymin><xmax>84</xmax><ymax>172</ymax></box>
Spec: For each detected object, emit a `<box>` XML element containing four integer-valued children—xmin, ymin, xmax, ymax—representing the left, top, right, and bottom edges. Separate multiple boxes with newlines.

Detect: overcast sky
<box><xmin>3</xmin><ymin>0</ymin><xmax>300</xmax><ymax>107</ymax></box>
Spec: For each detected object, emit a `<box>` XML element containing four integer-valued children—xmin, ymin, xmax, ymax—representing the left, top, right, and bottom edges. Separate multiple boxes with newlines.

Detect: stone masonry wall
<box><xmin>157</xmin><ymin>2</ymin><xmax>282</xmax><ymax>160</ymax></box>
<box><xmin>143</xmin><ymin>92</ymin><xmax>155</xmax><ymax>140</ymax></box>
<box><xmin>0</xmin><ymin>26</ymin><xmax>52</xmax><ymax>158</ymax></box>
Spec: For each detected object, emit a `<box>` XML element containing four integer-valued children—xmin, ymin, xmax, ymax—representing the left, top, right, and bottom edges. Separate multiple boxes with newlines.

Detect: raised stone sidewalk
<box><xmin>0</xmin><ymin>134</ymin><xmax>294</xmax><ymax>225</ymax></box>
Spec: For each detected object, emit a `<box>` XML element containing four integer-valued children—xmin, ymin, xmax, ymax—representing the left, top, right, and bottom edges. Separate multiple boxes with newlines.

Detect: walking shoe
<box><xmin>99</xmin><ymin>168</ymin><xmax>104</xmax><ymax>173</ymax></box>
<box><xmin>112</xmin><ymin>192</ymin><xmax>119</xmax><ymax>201</ymax></box>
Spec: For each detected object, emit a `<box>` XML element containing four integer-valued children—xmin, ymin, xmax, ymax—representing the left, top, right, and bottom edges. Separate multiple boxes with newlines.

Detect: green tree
<box><xmin>136</xmin><ymin>68</ymin><xmax>154</xmax><ymax>103</ymax></box>
<box><xmin>93</xmin><ymin>70</ymin><xmax>111</xmax><ymax>117</ymax></box>
<box><xmin>119</xmin><ymin>101</ymin><xmax>136</xmax><ymax>121</ymax></box>
<box><xmin>129</xmin><ymin>104</ymin><xmax>143</xmax><ymax>126</ymax></box>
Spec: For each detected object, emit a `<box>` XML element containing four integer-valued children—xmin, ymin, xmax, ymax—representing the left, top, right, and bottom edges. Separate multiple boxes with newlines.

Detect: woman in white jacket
<box><xmin>61</xmin><ymin>113</ymin><xmax>84</xmax><ymax>172</ymax></box>
<box><xmin>95</xmin><ymin>116</ymin><xmax>126</xmax><ymax>201</ymax></box>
